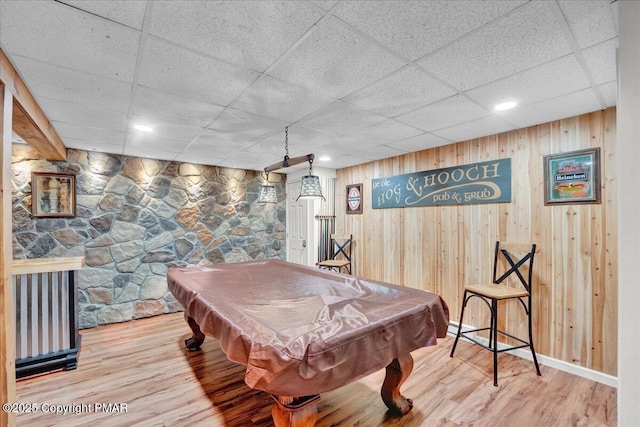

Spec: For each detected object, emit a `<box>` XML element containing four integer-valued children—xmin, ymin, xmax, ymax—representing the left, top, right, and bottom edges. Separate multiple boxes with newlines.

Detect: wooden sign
<box><xmin>372</xmin><ymin>158</ymin><xmax>511</xmax><ymax>209</ymax></box>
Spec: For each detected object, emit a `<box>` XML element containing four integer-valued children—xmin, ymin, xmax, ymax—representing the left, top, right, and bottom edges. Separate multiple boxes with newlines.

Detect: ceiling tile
<box><xmin>223</xmin><ymin>151</ymin><xmax>279</xmax><ymax>171</ymax></box>
<box><xmin>62</xmin><ymin>137</ymin><xmax>124</xmax><ymax>155</ymax></box>
<box><xmin>396</xmin><ymin>95</ymin><xmax>490</xmax><ymax>132</ymax></box>
<box><xmin>311</xmin><ymin>160</ymin><xmax>334</xmax><ymax>170</ymax></box>
<box><xmin>315</xmin><ymin>138</ymin><xmax>406</xmax><ymax>160</ymax></box>
<box><xmin>206</xmin><ymin>108</ymin><xmax>289</xmax><ymax>140</ymax></box>
<box><xmin>325</xmin><ymin>156</ymin><xmax>374</xmax><ymax>169</ymax></box>
<box><xmin>173</xmin><ymin>153</ymin><xmax>226</xmax><ymax>166</ymax></box>
<box><xmin>58</xmin><ymin>0</ymin><xmax>147</xmax><ymax>30</ymax></box>
<box><xmin>230</xmin><ymin>75</ymin><xmax>336</xmax><ymax>122</ymax></box>
<box><xmin>418</xmin><ymin>1</ymin><xmax>573</xmax><ymax>91</ymax></box>
<box><xmin>308</xmin><ymin>149</ymin><xmax>376</xmax><ymax>169</ymax></box>
<box><xmin>501</xmin><ymin>89</ymin><xmax>602</xmax><ymax>129</ymax></box>
<box><xmin>298</xmin><ymin>101</ymin><xmax>388</xmax><ymax>136</ymax></box>
<box><xmin>356</xmin><ymin>119</ymin><xmax>424</xmax><ymax>145</ymax></box>
<box><xmin>1</xmin><ymin>1</ymin><xmax>618</xmax><ymax>172</ymax></box>
<box><xmin>126</xmin><ymin>116</ymin><xmax>203</xmax><ymax>143</ymax></box>
<box><xmin>324</xmin><ymin>135</ymin><xmax>377</xmax><ymax>150</ymax></box>
<box><xmin>581</xmin><ymin>39</ymin><xmax>619</xmax><ymax>85</ymax></box>
<box><xmin>344</xmin><ymin>66</ymin><xmax>456</xmax><ymax>117</ymax></box>
<box><xmin>598</xmin><ymin>81</ymin><xmax>617</xmax><ymax>108</ymax></box>
<box><xmin>123</xmin><ymin>146</ymin><xmax>178</xmax><ymax>162</ymax></box>
<box><xmin>260</xmin><ymin>126</ymin><xmax>339</xmax><ymax>155</ymax></box>
<box><xmin>0</xmin><ymin>0</ymin><xmax>139</xmax><ymax>82</ymax></box>
<box><xmin>310</xmin><ymin>1</ymin><xmax>339</xmax><ymax>12</ymax></box>
<box><xmin>267</xmin><ymin>18</ymin><xmax>405</xmax><ymax>99</ymax></box>
<box><xmin>38</xmin><ymin>98</ymin><xmax>128</xmax><ymax>132</ymax></box>
<box><xmin>11</xmin><ymin>56</ymin><xmax>133</xmax><ymax>113</ymax></box>
<box><xmin>386</xmin><ymin>133</ymin><xmax>452</xmax><ymax>153</ymax></box>
<box><xmin>334</xmin><ymin>0</ymin><xmax>526</xmax><ymax>60</ymax></box>
<box><xmin>465</xmin><ymin>54</ymin><xmax>591</xmax><ymax>110</ymax></box>
<box><xmin>125</xmin><ymin>135</ymin><xmax>192</xmax><ymax>154</ymax></box>
<box><xmin>132</xmin><ymin>87</ymin><xmax>225</xmax><ymax>128</ymax></box>
<box><xmin>148</xmin><ymin>1</ymin><xmax>323</xmax><ymax>72</ymax></box>
<box><xmin>138</xmin><ymin>37</ymin><xmax>259</xmax><ymax>106</ymax></box>
<box><xmin>246</xmin><ymin>139</ymin><xmax>293</xmax><ymax>161</ymax></box>
<box><xmin>558</xmin><ymin>0</ymin><xmax>617</xmax><ymax>49</ymax></box>
<box><xmin>432</xmin><ymin>115</ymin><xmax>516</xmax><ymax>143</ymax></box>
<box><xmin>52</xmin><ymin>122</ymin><xmax>126</xmax><ymax>147</ymax></box>
<box><xmin>182</xmin><ymin>130</ymin><xmax>259</xmax><ymax>157</ymax></box>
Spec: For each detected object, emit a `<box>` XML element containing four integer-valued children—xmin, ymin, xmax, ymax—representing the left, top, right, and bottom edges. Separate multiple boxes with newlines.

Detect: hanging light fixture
<box><xmin>257</xmin><ymin>172</ymin><xmax>277</xmax><ymax>204</ymax></box>
<box><xmin>297</xmin><ymin>156</ymin><xmax>325</xmax><ymax>200</ymax></box>
<box><xmin>262</xmin><ymin>126</ymin><xmax>325</xmax><ymax>201</ymax></box>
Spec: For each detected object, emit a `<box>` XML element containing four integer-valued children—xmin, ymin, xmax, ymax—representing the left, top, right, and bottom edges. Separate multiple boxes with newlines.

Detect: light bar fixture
<box><xmin>261</xmin><ymin>127</ymin><xmax>325</xmax><ymax>201</ymax></box>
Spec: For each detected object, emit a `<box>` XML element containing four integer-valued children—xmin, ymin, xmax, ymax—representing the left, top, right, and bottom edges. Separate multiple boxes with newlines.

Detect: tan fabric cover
<box><xmin>167</xmin><ymin>259</ymin><xmax>449</xmax><ymax>396</ymax></box>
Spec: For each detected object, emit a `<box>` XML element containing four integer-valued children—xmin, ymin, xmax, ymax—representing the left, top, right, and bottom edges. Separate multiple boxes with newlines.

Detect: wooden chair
<box><xmin>450</xmin><ymin>241</ymin><xmax>541</xmax><ymax>386</ymax></box>
<box><xmin>317</xmin><ymin>234</ymin><xmax>353</xmax><ymax>275</ymax></box>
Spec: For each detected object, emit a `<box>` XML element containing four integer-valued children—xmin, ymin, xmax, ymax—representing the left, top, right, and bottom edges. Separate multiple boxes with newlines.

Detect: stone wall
<box><xmin>11</xmin><ymin>146</ymin><xmax>286</xmax><ymax>329</ymax></box>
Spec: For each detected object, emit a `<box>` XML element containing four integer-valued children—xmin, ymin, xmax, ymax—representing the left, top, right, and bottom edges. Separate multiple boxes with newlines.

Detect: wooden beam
<box><xmin>264</xmin><ymin>154</ymin><xmax>315</xmax><ymax>173</ymax></box>
<box><xmin>0</xmin><ymin>48</ymin><xmax>66</xmax><ymax>161</ymax></box>
<box><xmin>0</xmin><ymin>49</ymin><xmax>69</xmax><ymax>426</ymax></box>
<box><xmin>0</xmin><ymin>83</ymin><xmax>16</xmax><ymax>427</ymax></box>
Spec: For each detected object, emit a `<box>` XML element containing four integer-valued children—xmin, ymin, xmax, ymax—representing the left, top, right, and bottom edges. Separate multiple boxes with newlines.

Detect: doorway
<box><xmin>286</xmin><ymin>180</ymin><xmax>310</xmax><ymax>266</ymax></box>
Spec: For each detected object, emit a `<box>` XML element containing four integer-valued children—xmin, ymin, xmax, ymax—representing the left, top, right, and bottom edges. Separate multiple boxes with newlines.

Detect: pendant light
<box><xmin>261</xmin><ymin>126</ymin><xmax>326</xmax><ymax>201</ymax></box>
<box><xmin>297</xmin><ymin>156</ymin><xmax>325</xmax><ymax>200</ymax></box>
<box><xmin>258</xmin><ymin>172</ymin><xmax>277</xmax><ymax>204</ymax></box>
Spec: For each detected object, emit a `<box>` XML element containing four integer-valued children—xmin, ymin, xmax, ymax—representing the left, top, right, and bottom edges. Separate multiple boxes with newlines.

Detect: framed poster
<box><xmin>346</xmin><ymin>183</ymin><xmax>363</xmax><ymax>214</ymax></box>
<box><xmin>543</xmin><ymin>148</ymin><xmax>601</xmax><ymax>205</ymax></box>
<box><xmin>31</xmin><ymin>172</ymin><xmax>77</xmax><ymax>218</ymax></box>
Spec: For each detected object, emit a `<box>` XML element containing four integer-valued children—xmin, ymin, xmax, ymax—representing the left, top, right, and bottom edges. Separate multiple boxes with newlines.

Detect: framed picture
<box><xmin>543</xmin><ymin>148</ymin><xmax>601</xmax><ymax>205</ymax></box>
<box><xmin>346</xmin><ymin>183</ymin><xmax>363</xmax><ymax>214</ymax></box>
<box><xmin>31</xmin><ymin>172</ymin><xmax>77</xmax><ymax>218</ymax></box>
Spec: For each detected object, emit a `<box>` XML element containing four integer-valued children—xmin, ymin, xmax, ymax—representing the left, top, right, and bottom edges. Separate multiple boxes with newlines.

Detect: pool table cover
<box><xmin>167</xmin><ymin>259</ymin><xmax>449</xmax><ymax>397</ymax></box>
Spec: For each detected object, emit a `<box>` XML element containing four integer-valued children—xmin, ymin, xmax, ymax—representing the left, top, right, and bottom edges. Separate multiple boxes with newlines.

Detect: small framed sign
<box><xmin>31</xmin><ymin>172</ymin><xmax>77</xmax><ymax>218</ymax></box>
<box><xmin>543</xmin><ymin>148</ymin><xmax>601</xmax><ymax>205</ymax></box>
<box><xmin>346</xmin><ymin>183</ymin><xmax>363</xmax><ymax>214</ymax></box>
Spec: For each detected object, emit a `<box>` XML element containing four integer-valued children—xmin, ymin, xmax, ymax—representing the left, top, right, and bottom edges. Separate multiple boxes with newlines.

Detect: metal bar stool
<box><xmin>317</xmin><ymin>234</ymin><xmax>353</xmax><ymax>275</ymax></box>
<box><xmin>450</xmin><ymin>241</ymin><xmax>541</xmax><ymax>386</ymax></box>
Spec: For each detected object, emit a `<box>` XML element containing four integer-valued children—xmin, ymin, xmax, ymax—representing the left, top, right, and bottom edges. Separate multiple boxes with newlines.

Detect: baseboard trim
<box><xmin>446</xmin><ymin>322</ymin><xmax>618</xmax><ymax>388</ymax></box>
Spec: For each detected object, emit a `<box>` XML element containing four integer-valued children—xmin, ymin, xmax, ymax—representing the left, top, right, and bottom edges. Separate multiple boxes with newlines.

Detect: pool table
<box><xmin>167</xmin><ymin>259</ymin><xmax>449</xmax><ymax>427</ymax></box>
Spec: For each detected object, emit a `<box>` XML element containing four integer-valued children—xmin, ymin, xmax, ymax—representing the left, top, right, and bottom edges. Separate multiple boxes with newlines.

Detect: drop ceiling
<box><xmin>0</xmin><ymin>0</ymin><xmax>618</xmax><ymax>172</ymax></box>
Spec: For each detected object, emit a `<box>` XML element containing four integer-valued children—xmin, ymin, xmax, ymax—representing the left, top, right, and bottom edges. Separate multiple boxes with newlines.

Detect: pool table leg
<box><xmin>271</xmin><ymin>395</ymin><xmax>320</xmax><ymax>427</ymax></box>
<box><xmin>381</xmin><ymin>354</ymin><xmax>414</xmax><ymax>416</ymax></box>
<box><xmin>184</xmin><ymin>314</ymin><xmax>205</xmax><ymax>350</ymax></box>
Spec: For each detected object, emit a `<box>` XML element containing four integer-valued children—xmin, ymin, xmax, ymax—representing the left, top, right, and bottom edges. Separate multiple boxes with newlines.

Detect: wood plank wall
<box><xmin>335</xmin><ymin>108</ymin><xmax>617</xmax><ymax>376</ymax></box>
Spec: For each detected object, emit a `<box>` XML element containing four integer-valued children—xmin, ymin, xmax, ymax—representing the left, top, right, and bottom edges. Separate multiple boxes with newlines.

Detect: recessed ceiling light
<box><xmin>134</xmin><ymin>124</ymin><xmax>153</xmax><ymax>132</ymax></box>
<box><xmin>318</xmin><ymin>156</ymin><xmax>331</xmax><ymax>162</ymax></box>
<box><xmin>494</xmin><ymin>101</ymin><xmax>517</xmax><ymax>111</ymax></box>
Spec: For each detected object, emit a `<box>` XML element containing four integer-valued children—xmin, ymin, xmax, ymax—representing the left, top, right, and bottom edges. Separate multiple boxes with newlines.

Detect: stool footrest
<box><xmin>458</xmin><ymin>329</ymin><xmax>532</xmax><ymax>353</ymax></box>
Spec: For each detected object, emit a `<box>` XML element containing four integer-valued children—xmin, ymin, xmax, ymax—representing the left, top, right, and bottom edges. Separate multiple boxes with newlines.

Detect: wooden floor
<box><xmin>15</xmin><ymin>313</ymin><xmax>616</xmax><ymax>427</ymax></box>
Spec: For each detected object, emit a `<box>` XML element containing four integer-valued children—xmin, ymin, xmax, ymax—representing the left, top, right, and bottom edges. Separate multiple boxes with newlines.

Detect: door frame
<box><xmin>285</xmin><ymin>167</ymin><xmax>336</xmax><ymax>267</ymax></box>
<box><xmin>285</xmin><ymin>177</ymin><xmax>313</xmax><ymax>266</ymax></box>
